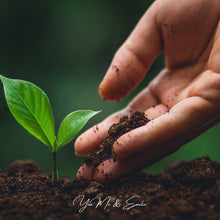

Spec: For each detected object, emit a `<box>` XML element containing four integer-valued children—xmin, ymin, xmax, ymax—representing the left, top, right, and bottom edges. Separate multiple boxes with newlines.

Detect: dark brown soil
<box><xmin>1</xmin><ymin>157</ymin><xmax>220</xmax><ymax>219</ymax></box>
<box><xmin>83</xmin><ymin>111</ymin><xmax>150</xmax><ymax>167</ymax></box>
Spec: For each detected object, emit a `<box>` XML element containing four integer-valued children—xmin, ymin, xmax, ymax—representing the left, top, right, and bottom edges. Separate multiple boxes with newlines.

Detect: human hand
<box><xmin>75</xmin><ymin>0</ymin><xmax>220</xmax><ymax>182</ymax></box>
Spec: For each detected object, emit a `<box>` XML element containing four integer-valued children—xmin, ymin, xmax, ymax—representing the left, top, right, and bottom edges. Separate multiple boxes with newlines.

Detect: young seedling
<box><xmin>0</xmin><ymin>75</ymin><xmax>100</xmax><ymax>181</ymax></box>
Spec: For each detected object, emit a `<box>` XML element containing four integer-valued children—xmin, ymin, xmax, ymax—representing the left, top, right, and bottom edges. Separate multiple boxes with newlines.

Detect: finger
<box><xmin>208</xmin><ymin>20</ymin><xmax>220</xmax><ymax>73</ymax></box>
<box><xmin>145</xmin><ymin>104</ymin><xmax>169</xmax><ymax>120</ymax></box>
<box><xmin>74</xmin><ymin>109</ymin><xmax>130</xmax><ymax>156</ymax></box>
<box><xmin>112</xmin><ymin>95</ymin><xmax>219</xmax><ymax>160</ymax></box>
<box><xmin>99</xmin><ymin>1</ymin><xmax>162</xmax><ymax>101</ymax></box>
<box><xmin>76</xmin><ymin>164</ymin><xmax>93</xmax><ymax>181</ymax></box>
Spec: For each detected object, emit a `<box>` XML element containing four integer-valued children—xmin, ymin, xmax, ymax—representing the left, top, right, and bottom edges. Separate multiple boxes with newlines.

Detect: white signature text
<box><xmin>73</xmin><ymin>195</ymin><xmax>147</xmax><ymax>213</ymax></box>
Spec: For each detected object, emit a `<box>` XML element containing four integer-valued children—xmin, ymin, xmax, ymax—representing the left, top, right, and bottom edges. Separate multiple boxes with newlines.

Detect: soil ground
<box><xmin>0</xmin><ymin>157</ymin><xmax>220</xmax><ymax>219</ymax></box>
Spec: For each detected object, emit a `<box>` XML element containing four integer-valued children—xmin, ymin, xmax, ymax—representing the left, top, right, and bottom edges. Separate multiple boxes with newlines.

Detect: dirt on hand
<box><xmin>83</xmin><ymin>111</ymin><xmax>150</xmax><ymax>168</ymax></box>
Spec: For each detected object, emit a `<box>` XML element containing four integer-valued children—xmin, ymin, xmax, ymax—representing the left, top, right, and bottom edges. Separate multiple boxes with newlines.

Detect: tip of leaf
<box><xmin>94</xmin><ymin>110</ymin><xmax>101</xmax><ymax>114</ymax></box>
<box><xmin>0</xmin><ymin>75</ymin><xmax>5</xmax><ymax>81</ymax></box>
<box><xmin>0</xmin><ymin>75</ymin><xmax>7</xmax><ymax>88</ymax></box>
<box><xmin>0</xmin><ymin>75</ymin><xmax>9</xmax><ymax>84</ymax></box>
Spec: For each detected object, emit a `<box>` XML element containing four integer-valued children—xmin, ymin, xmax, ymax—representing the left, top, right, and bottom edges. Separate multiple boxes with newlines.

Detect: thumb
<box><xmin>99</xmin><ymin>1</ymin><xmax>162</xmax><ymax>101</ymax></box>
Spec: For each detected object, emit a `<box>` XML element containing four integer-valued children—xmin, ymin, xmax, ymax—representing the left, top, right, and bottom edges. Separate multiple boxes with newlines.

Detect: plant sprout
<box><xmin>0</xmin><ymin>75</ymin><xmax>100</xmax><ymax>181</ymax></box>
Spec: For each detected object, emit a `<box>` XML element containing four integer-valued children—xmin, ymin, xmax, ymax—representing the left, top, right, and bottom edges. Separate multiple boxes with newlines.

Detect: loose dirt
<box><xmin>0</xmin><ymin>157</ymin><xmax>220</xmax><ymax>219</ymax></box>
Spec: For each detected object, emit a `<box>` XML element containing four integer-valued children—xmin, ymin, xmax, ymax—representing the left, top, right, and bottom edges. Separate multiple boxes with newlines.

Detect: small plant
<box><xmin>0</xmin><ymin>75</ymin><xmax>100</xmax><ymax>181</ymax></box>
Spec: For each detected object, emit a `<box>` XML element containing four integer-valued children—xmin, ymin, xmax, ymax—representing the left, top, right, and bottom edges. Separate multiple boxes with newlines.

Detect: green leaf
<box><xmin>0</xmin><ymin>75</ymin><xmax>55</xmax><ymax>148</ymax></box>
<box><xmin>57</xmin><ymin>110</ymin><xmax>100</xmax><ymax>149</ymax></box>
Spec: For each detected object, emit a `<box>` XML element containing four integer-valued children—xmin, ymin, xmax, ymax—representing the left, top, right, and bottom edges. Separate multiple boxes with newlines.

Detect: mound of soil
<box><xmin>0</xmin><ymin>157</ymin><xmax>220</xmax><ymax>220</ymax></box>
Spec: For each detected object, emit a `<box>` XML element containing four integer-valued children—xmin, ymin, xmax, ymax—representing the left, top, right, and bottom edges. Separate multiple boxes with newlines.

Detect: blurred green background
<box><xmin>0</xmin><ymin>0</ymin><xmax>219</xmax><ymax>178</ymax></box>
